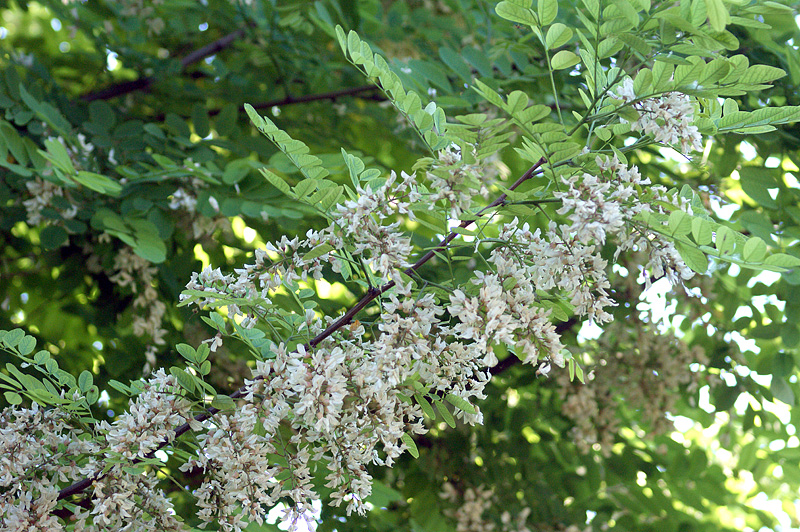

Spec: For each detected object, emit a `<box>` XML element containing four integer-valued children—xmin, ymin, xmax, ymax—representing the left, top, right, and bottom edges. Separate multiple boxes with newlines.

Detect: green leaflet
<box><xmin>335</xmin><ymin>25</ymin><xmax>450</xmax><ymax>151</ymax></box>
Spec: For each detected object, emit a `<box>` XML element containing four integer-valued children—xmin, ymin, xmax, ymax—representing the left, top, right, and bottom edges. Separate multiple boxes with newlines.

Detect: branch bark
<box><xmin>55</xmin><ymin>157</ymin><xmax>547</xmax><ymax>509</ymax></box>
<box><xmin>81</xmin><ymin>28</ymin><xmax>248</xmax><ymax>102</ymax></box>
<box><xmin>244</xmin><ymin>85</ymin><xmax>385</xmax><ymax>113</ymax></box>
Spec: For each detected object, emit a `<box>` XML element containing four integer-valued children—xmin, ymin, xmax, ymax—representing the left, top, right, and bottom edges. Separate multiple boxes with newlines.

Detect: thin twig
<box><xmin>55</xmin><ymin>157</ymin><xmax>547</xmax><ymax>507</ymax></box>
<box><xmin>243</xmin><ymin>85</ymin><xmax>385</xmax><ymax>114</ymax></box>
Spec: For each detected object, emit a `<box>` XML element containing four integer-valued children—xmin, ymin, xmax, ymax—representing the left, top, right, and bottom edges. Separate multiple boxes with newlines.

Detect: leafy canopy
<box><xmin>2</xmin><ymin>0</ymin><xmax>800</xmax><ymax>531</ymax></box>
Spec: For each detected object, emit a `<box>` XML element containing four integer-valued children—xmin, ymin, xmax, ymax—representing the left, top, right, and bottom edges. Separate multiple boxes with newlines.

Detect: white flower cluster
<box><xmin>440</xmin><ymin>482</ymin><xmax>533</xmax><ymax>532</ymax></box>
<box><xmin>333</xmin><ymin>170</ymin><xmax>419</xmax><ymax>279</ymax></box>
<box><xmin>98</xmin><ymin>369</ymin><xmax>199</xmax><ymax>459</ymax></box>
<box><xmin>173</xmin><ymin>278</ymin><xmax>497</xmax><ymax>528</ymax></box>
<box><xmin>110</xmin><ymin>246</ymin><xmax>168</xmax><ymax>352</ymax></box>
<box><xmin>81</xmin><ymin>470</ymin><xmax>183</xmax><ymax>531</ymax></box>
<box><xmin>427</xmin><ymin>143</ymin><xmax>488</xmax><ymax>218</ymax></box>
<box><xmin>234</xmin><ymin>287</ymin><xmax>490</xmax><ymax>518</ymax></box>
<box><xmin>613</xmin><ymin>77</ymin><xmax>703</xmax><ymax>154</ymax></box>
<box><xmin>558</xmin><ymin>322</ymin><xmax>707</xmax><ymax>455</ymax></box>
<box><xmin>495</xmin><ymin>156</ymin><xmax>693</xmax><ymax>324</ymax></box>
<box><xmin>1</xmin><ymin>371</ymin><xmax>194</xmax><ymax>530</ymax></box>
<box><xmin>174</xmin><ymin>163</ymin><xmax>603</xmax><ymax>525</ymax></box>
<box><xmin>449</xmin><ymin>256</ymin><xmax>564</xmax><ymax>367</ymax></box>
<box><xmin>441</xmin><ymin>483</ymin><xmax>497</xmax><ymax>532</ymax></box>
<box><xmin>0</xmin><ymin>403</ymin><xmax>98</xmax><ymax>531</ymax></box>
<box><xmin>3</xmin><ymin>143</ymin><xmax>710</xmax><ymax>528</ymax></box>
<box><xmin>169</xmin><ymin>187</ymin><xmax>197</xmax><ymax>213</ymax></box>
<box><xmin>183</xmin><ymin>170</ymin><xmax>422</xmax><ymax>322</ymax></box>
<box><xmin>168</xmin><ymin>177</ymin><xmax>230</xmax><ymax>240</ymax></box>
<box><xmin>117</xmin><ymin>0</ymin><xmax>165</xmax><ymax>35</ymax></box>
<box><xmin>23</xmin><ymin>177</ymin><xmax>78</xmax><ymax>226</ymax></box>
<box><xmin>593</xmin><ymin>156</ymin><xmax>696</xmax><ymax>288</ymax></box>
<box><xmin>179</xmin><ymin>403</ymin><xmax>283</xmax><ymax>531</ymax></box>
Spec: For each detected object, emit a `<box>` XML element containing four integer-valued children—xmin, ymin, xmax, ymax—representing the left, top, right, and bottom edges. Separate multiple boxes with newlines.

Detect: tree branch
<box><xmin>55</xmin><ymin>157</ymin><xmax>547</xmax><ymax>508</ymax></box>
<box><xmin>244</xmin><ymin>85</ymin><xmax>385</xmax><ymax>113</ymax></box>
<box><xmin>81</xmin><ymin>28</ymin><xmax>248</xmax><ymax>102</ymax></box>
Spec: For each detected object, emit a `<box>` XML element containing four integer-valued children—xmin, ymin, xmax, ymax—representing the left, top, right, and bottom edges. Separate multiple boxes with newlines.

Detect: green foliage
<box><xmin>2</xmin><ymin>0</ymin><xmax>800</xmax><ymax>531</ymax></box>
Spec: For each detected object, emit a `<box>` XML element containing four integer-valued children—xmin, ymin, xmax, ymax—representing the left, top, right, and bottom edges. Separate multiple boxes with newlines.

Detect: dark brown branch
<box><xmin>245</xmin><ymin>85</ymin><xmax>385</xmax><ymax>113</ymax></box>
<box><xmin>81</xmin><ymin>28</ymin><xmax>248</xmax><ymax>102</ymax></box>
<box><xmin>149</xmin><ymin>85</ymin><xmax>384</xmax><ymax>123</ymax></box>
<box><xmin>55</xmin><ymin>157</ymin><xmax>547</xmax><ymax>509</ymax></box>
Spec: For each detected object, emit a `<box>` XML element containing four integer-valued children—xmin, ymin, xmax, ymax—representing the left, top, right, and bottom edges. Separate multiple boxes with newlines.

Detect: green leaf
<box><xmin>742</xmin><ymin>237</ymin><xmax>767</xmax><ymax>263</ymax></box>
<box><xmin>33</xmin><ymin>350</ymin><xmax>49</xmax><ymax>365</ymax></box>
<box><xmin>40</xmin><ymin>225</ymin><xmax>68</xmax><ymax>250</ymax></box>
<box><xmin>445</xmin><ymin>393</ymin><xmax>478</xmax><ymax>414</ymax></box>
<box><xmin>19</xmin><ymin>85</ymin><xmax>71</xmax><ymax>136</ymax></box>
<box><xmin>612</xmin><ymin>0</ymin><xmax>639</xmax><ymax>27</ymax></box>
<box><xmin>699</xmin><ymin>58</ymin><xmax>731</xmax><ymax>86</ymax></box>
<box><xmin>176</xmin><ymin>343</ymin><xmax>197</xmax><ymax>364</ymax></box>
<box><xmin>495</xmin><ymin>1</ymin><xmax>539</xmax><ymax>27</ymax></box>
<box><xmin>42</xmin><ymin>138</ymin><xmax>75</xmax><ymax>175</ymax></box>
<box><xmin>739</xmin><ymin>167</ymin><xmax>779</xmax><ymax>208</ymax></box>
<box><xmin>196</xmin><ymin>343</ymin><xmax>210</xmax><ymax>362</ymax></box>
<box><xmin>310</xmin><ymin>186</ymin><xmax>343</xmax><ymax>211</ymax></box>
<box><xmin>715</xmin><ymin>226</ymin><xmax>736</xmax><ymax>255</ymax></box>
<box><xmin>668</xmin><ymin>210</ymin><xmax>691</xmax><ymax>237</ymax></box>
<box><xmin>211</xmin><ymin>394</ymin><xmax>236</xmax><ymax>411</ymax></box>
<box><xmin>506</xmin><ymin>91</ymin><xmax>529</xmax><ymax>114</ymax></box>
<box><xmin>615</xmin><ymin>33</ymin><xmax>651</xmax><ymax>56</ymax></box>
<box><xmin>652</xmin><ymin>61</ymin><xmax>674</xmax><ymax>91</ymax></box>
<box><xmin>73</xmin><ymin>172</ymin><xmax>122</xmax><ymax>195</ymax></box>
<box><xmin>222</xmin><ymin>160</ymin><xmax>253</xmax><ymax>184</ymax></box>
<box><xmin>259</xmin><ymin>168</ymin><xmax>294</xmax><ymax>198</ymax></box>
<box><xmin>691</xmin><ymin>218</ymin><xmax>712</xmax><ymax>245</ymax></box>
<box><xmin>633</xmin><ymin>68</ymin><xmax>652</xmax><ymax>95</ymax></box>
<box><xmin>462</xmin><ymin>47</ymin><xmax>494</xmax><ymax>77</ymax></box>
<box><xmin>415</xmin><ymin>393</ymin><xmax>435</xmax><ymax>418</ymax></box>
<box><xmin>303</xmin><ymin>243</ymin><xmax>335</xmax><ymax>261</ymax></box>
<box><xmin>293</xmin><ymin>178</ymin><xmax>319</xmax><ymax>199</ymax></box>
<box><xmin>766</xmin><ymin>253</ymin><xmax>800</xmax><ymax>269</ymax></box>
<box><xmin>170</xmin><ymin>367</ymin><xmax>196</xmax><ymax>394</ymax></box>
<box><xmin>4</xmin><ymin>391</ymin><xmax>22</xmax><ymax>405</ymax></box>
<box><xmin>436</xmin><ymin>399</ymin><xmax>456</xmax><ymax>428</ymax></box>
<box><xmin>401</xmin><ymin>432</ymin><xmax>419</xmax><ymax>458</ymax></box>
<box><xmin>551</xmin><ymin>50</ymin><xmax>580</xmax><ymax>70</ymax></box>
<box><xmin>675</xmin><ymin>241</ymin><xmax>708</xmax><ymax>274</ymax></box>
<box><xmin>545</xmin><ymin>23</ymin><xmax>573</xmax><ymax>49</ymax></box>
<box><xmin>3</xmin><ymin>328</ymin><xmax>25</xmax><ymax>348</ymax></box>
<box><xmin>706</xmin><ymin>0</ymin><xmax>729</xmax><ymax>32</ymax></box>
<box><xmin>771</xmin><ymin>377</ymin><xmax>795</xmax><ymax>405</ymax></box>
<box><xmin>581</xmin><ymin>0</ymin><xmax>600</xmax><ymax>18</ymax></box>
<box><xmin>741</xmin><ymin>65</ymin><xmax>786</xmax><ymax>86</ymax></box>
<box><xmin>719</xmin><ymin>106</ymin><xmax>800</xmax><ymax>133</ymax></box>
<box><xmin>78</xmin><ymin>370</ymin><xmax>93</xmax><ymax>392</ymax></box>
<box><xmin>774</xmin><ymin>353</ymin><xmax>794</xmax><ymax>378</ymax></box>
<box><xmin>215</xmin><ymin>104</ymin><xmax>238</xmax><ymax>136</ymax></box>
<box><xmin>439</xmin><ymin>47</ymin><xmax>474</xmax><ymax>81</ymax></box>
<box><xmin>16</xmin><ymin>335</ymin><xmax>35</xmax><ymax>356</ymax></box>
<box><xmin>108</xmin><ymin>379</ymin><xmax>132</xmax><ymax>395</ymax></box>
<box><xmin>538</xmin><ymin>0</ymin><xmax>558</xmax><ymax>25</ymax></box>
<box><xmin>473</xmin><ymin>79</ymin><xmax>505</xmax><ymax>107</ymax></box>
<box><xmin>192</xmin><ymin>104</ymin><xmax>210</xmax><ymax>138</ymax></box>
<box><xmin>132</xmin><ymin>232</ymin><xmax>167</xmax><ymax>264</ymax></box>
<box><xmin>334</xmin><ymin>25</ymin><xmax>347</xmax><ymax>56</ymax></box>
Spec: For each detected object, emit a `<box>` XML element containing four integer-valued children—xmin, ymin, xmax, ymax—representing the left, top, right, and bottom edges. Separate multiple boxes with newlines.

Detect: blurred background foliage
<box><xmin>2</xmin><ymin>0</ymin><xmax>800</xmax><ymax>530</ymax></box>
